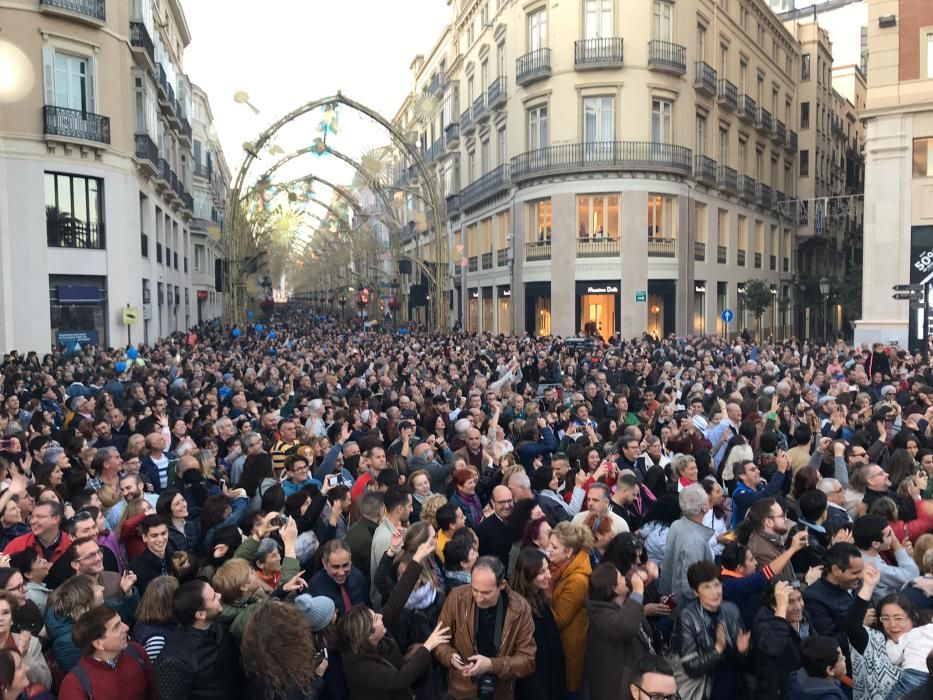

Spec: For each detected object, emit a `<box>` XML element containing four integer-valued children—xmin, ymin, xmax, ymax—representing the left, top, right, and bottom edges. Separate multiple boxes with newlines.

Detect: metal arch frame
<box><xmin>225</xmin><ymin>92</ymin><xmax>448</xmax><ymax>328</ymax></box>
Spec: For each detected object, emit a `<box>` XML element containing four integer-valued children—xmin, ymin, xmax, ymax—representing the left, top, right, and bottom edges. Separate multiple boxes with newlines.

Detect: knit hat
<box><xmin>294</xmin><ymin>595</ymin><xmax>336</xmax><ymax>632</ymax></box>
<box><xmin>43</xmin><ymin>447</ymin><xmax>65</xmax><ymax>466</ymax></box>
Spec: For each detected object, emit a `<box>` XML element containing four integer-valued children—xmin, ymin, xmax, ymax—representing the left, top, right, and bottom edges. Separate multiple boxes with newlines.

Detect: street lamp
<box><xmin>819</xmin><ymin>276</ymin><xmax>831</xmax><ymax>342</ymax></box>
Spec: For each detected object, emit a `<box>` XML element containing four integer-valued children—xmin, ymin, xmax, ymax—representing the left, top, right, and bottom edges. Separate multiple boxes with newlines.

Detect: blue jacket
<box><xmin>516</xmin><ymin>427</ymin><xmax>558</xmax><ymax>473</ymax></box>
<box><xmin>731</xmin><ymin>470</ymin><xmax>789</xmax><ymax>528</ymax></box>
<box><xmin>786</xmin><ymin>669</ymin><xmax>847</xmax><ymax>699</ymax></box>
<box><xmin>307</xmin><ymin>567</ymin><xmax>371</xmax><ymax>617</ymax></box>
<box><xmin>802</xmin><ymin>577</ymin><xmax>854</xmax><ymax>658</ymax></box>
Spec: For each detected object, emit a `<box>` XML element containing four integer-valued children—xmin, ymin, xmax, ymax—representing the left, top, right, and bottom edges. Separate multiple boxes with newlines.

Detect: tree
<box><xmin>743</xmin><ymin>279</ymin><xmax>774</xmax><ymax>341</ymax></box>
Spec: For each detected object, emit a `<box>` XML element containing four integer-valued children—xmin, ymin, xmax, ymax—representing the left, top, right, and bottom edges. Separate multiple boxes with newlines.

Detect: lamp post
<box><xmin>819</xmin><ymin>276</ymin><xmax>831</xmax><ymax>342</ymax></box>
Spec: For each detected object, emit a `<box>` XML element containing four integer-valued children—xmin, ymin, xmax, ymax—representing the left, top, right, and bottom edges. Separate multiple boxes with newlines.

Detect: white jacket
<box><xmin>887</xmin><ymin>623</ymin><xmax>933</xmax><ymax>673</ymax></box>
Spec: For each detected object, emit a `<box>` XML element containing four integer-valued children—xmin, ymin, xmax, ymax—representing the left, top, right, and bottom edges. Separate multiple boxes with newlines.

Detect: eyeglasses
<box><xmin>880</xmin><ymin>615</ymin><xmax>909</xmax><ymax>624</ymax></box>
<box><xmin>632</xmin><ymin>686</ymin><xmax>680</xmax><ymax>700</ymax></box>
<box><xmin>74</xmin><ymin>548</ymin><xmax>103</xmax><ymax>562</ymax></box>
<box><xmin>493</xmin><ymin>498</ymin><xmax>514</xmax><ymax>506</ymax></box>
<box><xmin>851</xmin><ymin>451</ymin><xmax>868</xmax><ymax>458</ymax></box>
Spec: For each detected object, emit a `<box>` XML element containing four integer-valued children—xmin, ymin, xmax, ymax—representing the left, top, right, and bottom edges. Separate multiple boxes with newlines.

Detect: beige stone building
<box><xmin>0</xmin><ymin>0</ymin><xmax>212</xmax><ymax>350</ymax></box>
<box><xmin>391</xmin><ymin>0</ymin><xmax>800</xmax><ymax>339</ymax></box>
<box><xmin>856</xmin><ymin>0</ymin><xmax>933</xmax><ymax>347</ymax></box>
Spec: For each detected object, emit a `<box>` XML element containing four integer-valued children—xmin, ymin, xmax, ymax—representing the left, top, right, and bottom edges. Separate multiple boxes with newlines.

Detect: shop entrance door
<box><xmin>580</xmin><ymin>294</ymin><xmax>616</xmax><ymax>338</ymax></box>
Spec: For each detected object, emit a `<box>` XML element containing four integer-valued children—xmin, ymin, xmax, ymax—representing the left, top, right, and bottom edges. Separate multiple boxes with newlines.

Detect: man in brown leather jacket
<box><xmin>433</xmin><ymin>556</ymin><xmax>536</xmax><ymax>699</ymax></box>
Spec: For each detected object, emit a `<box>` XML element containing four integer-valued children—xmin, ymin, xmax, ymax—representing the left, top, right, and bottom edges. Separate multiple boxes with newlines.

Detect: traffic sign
<box><xmin>721</xmin><ymin>309</ymin><xmax>734</xmax><ymax>323</ymax></box>
<box><xmin>893</xmin><ymin>292</ymin><xmax>922</xmax><ymax>300</ymax></box>
<box><xmin>893</xmin><ymin>284</ymin><xmax>922</xmax><ymax>292</ymax></box>
<box><xmin>122</xmin><ymin>306</ymin><xmax>140</xmax><ymax>325</ymax></box>
<box><xmin>635</xmin><ymin>291</ymin><xmax>647</xmax><ymax>302</ymax></box>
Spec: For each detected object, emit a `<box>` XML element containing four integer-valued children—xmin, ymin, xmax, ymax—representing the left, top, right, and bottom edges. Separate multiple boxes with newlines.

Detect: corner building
<box><xmin>396</xmin><ymin>0</ymin><xmax>800</xmax><ymax>338</ymax></box>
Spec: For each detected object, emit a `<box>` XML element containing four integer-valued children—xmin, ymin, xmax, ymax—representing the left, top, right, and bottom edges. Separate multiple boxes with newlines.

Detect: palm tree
<box><xmin>46</xmin><ymin>206</ymin><xmax>78</xmax><ymax>247</ymax></box>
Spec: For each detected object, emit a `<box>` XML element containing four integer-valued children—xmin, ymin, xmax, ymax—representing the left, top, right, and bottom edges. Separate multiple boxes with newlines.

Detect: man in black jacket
<box><xmin>802</xmin><ymin>543</ymin><xmax>862</xmax><ymax>666</ymax></box>
<box><xmin>475</xmin><ymin>485</ymin><xmax>513</xmax><ymax>569</ymax></box>
<box><xmin>129</xmin><ymin>515</ymin><xmax>172</xmax><ymax>595</ymax></box>
<box><xmin>154</xmin><ymin>579</ymin><xmax>244</xmax><ymax>699</ymax></box>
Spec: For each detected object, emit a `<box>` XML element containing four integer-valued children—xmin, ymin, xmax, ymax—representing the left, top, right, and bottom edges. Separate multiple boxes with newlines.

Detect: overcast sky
<box><xmin>183</xmin><ymin>0</ymin><xmax>451</xmax><ymax>190</ymax></box>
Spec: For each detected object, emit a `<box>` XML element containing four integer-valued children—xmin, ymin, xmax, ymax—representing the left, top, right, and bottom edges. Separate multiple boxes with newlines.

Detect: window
<box><xmin>497</xmin><ymin>126</ymin><xmax>507</xmax><ymax>166</ymax></box>
<box><xmin>481</xmin><ymin>139</ymin><xmax>490</xmax><ymax>175</ymax></box>
<box><xmin>801</xmin><ymin>54</ymin><xmax>811</xmax><ymax>81</ymax></box>
<box><xmin>652</xmin><ymin>98</ymin><xmax>673</xmax><ymax>143</ymax></box>
<box><xmin>481</xmin><ymin>61</ymin><xmax>489</xmax><ymax>90</ymax></box>
<box><xmin>647</xmin><ymin>194</ymin><xmax>675</xmax><ymax>240</ymax></box>
<box><xmin>756</xmin><ymin>74</ymin><xmax>764</xmax><ymax>103</ymax></box>
<box><xmin>467</xmin><ymin>22</ymin><xmax>474</xmax><ymax>47</ymax></box>
<box><xmin>583</xmin><ymin>96</ymin><xmax>614</xmax><ymax>142</ymax></box>
<box><xmin>800</xmin><ymin>149</ymin><xmax>809</xmax><ymax>177</ymax></box>
<box><xmin>719</xmin><ymin>127</ymin><xmax>729</xmax><ymax>164</ymax></box>
<box><xmin>467</xmin><ymin>76</ymin><xmax>475</xmax><ymax>105</ymax></box>
<box><xmin>44</xmin><ymin>172</ymin><xmax>105</xmax><ymax>249</ymax></box>
<box><xmin>528</xmin><ymin>9</ymin><xmax>547</xmax><ymax>50</ymax></box>
<box><xmin>132</xmin><ymin>72</ymin><xmax>157</xmax><ymax>137</ymax></box>
<box><xmin>739</xmin><ymin>60</ymin><xmax>748</xmax><ymax>94</ymax></box>
<box><xmin>738</xmin><ymin>138</ymin><xmax>747</xmax><ymax>177</ymax></box>
<box><xmin>497</xmin><ymin>42</ymin><xmax>506</xmax><ymax>78</ymax></box>
<box><xmin>719</xmin><ymin>44</ymin><xmax>728</xmax><ymax>77</ymax></box>
<box><xmin>740</xmin><ymin>4</ymin><xmax>749</xmax><ymax>30</ymax></box>
<box><xmin>533</xmin><ymin>199</ymin><xmax>552</xmax><ymax>240</ymax></box>
<box><xmin>194</xmin><ymin>244</ymin><xmax>205</xmax><ymax>272</ymax></box>
<box><xmin>695</xmin><ymin>114</ymin><xmax>707</xmax><ymax>156</ymax></box>
<box><xmin>577</xmin><ymin>195</ymin><xmax>620</xmax><ymax>238</ymax></box>
<box><xmin>697</xmin><ymin>25</ymin><xmax>706</xmax><ymax>62</ymax></box>
<box><xmin>46</xmin><ymin>49</ymin><xmax>96</xmax><ymax>112</ymax></box>
<box><xmin>527</xmin><ymin>104</ymin><xmax>548</xmax><ymax>149</ymax></box>
<box><xmin>913</xmin><ymin>138</ymin><xmax>933</xmax><ymax>177</ymax></box>
<box><xmin>928</xmin><ymin>34</ymin><xmax>933</xmax><ymax>78</ymax></box>
<box><xmin>584</xmin><ymin>0</ymin><xmax>613</xmax><ymax>39</ymax></box>
<box><xmin>800</xmin><ymin>102</ymin><xmax>810</xmax><ymax>129</ymax></box>
<box><xmin>756</xmin><ymin>148</ymin><xmax>764</xmax><ymax>181</ymax></box>
<box><xmin>468</xmin><ymin>151</ymin><xmax>476</xmax><ymax>182</ymax></box>
<box><xmin>652</xmin><ymin>0</ymin><xmax>673</xmax><ymax>41</ymax></box>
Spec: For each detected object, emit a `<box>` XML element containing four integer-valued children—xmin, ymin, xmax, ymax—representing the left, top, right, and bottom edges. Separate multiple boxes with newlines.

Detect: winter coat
<box><xmin>515</xmin><ymin>604</ymin><xmax>565</xmax><ymax>700</ymax></box>
<box><xmin>785</xmin><ymin>669</ymin><xmax>847</xmax><ymax>699</ymax></box>
<box><xmin>583</xmin><ymin>597</ymin><xmax>651</xmax><ymax>700</ymax></box>
<box><xmin>752</xmin><ymin>606</ymin><xmax>809</xmax><ymax>699</ymax></box>
<box><xmin>550</xmin><ymin>549</ymin><xmax>591</xmax><ymax>693</ymax></box>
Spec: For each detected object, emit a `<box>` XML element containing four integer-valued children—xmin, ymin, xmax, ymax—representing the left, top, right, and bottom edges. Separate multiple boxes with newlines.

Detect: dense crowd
<box><xmin>0</xmin><ymin>310</ymin><xmax>931</xmax><ymax>699</ymax></box>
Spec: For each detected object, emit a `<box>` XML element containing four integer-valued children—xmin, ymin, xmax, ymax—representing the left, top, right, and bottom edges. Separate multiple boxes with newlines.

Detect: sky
<box><xmin>182</xmin><ymin>0</ymin><xmax>452</xmax><ymax>191</ymax></box>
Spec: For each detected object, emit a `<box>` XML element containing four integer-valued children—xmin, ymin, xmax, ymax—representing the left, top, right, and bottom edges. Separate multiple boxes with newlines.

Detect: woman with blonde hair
<box><xmin>418</xmin><ymin>494</ymin><xmax>447</xmax><ymax>531</ymax></box>
<box><xmin>131</xmin><ymin>575</ymin><xmax>178</xmax><ymax>660</ymax></box>
<box><xmin>547</xmin><ymin>521</ymin><xmax>594</xmax><ymax>696</ymax></box>
<box><xmin>45</xmin><ymin>574</ymin><xmax>103</xmax><ymax>672</ymax></box>
<box><xmin>242</xmin><ymin>600</ymin><xmax>327</xmax><ymax>700</ymax></box>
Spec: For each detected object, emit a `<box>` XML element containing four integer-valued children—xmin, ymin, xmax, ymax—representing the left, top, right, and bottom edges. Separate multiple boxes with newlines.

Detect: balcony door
<box><xmin>652</xmin><ymin>0</ymin><xmax>673</xmax><ymax>41</ymax></box>
<box><xmin>583</xmin><ymin>96</ymin><xmax>614</xmax><ymax>162</ymax></box>
<box><xmin>528</xmin><ymin>9</ymin><xmax>547</xmax><ymax>51</ymax></box>
<box><xmin>46</xmin><ymin>49</ymin><xmax>95</xmax><ymax>113</ymax></box>
<box><xmin>527</xmin><ymin>105</ymin><xmax>548</xmax><ymax>150</ymax></box>
<box><xmin>584</xmin><ymin>0</ymin><xmax>613</xmax><ymax>39</ymax></box>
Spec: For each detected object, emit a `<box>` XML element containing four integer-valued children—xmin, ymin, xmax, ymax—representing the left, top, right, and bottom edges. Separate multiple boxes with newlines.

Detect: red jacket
<box><xmin>119</xmin><ymin>513</ymin><xmax>147</xmax><ymax>561</ymax></box>
<box><xmin>3</xmin><ymin>530</ymin><xmax>71</xmax><ymax>564</ymax></box>
<box><xmin>58</xmin><ymin>642</ymin><xmax>155</xmax><ymax>700</ymax></box>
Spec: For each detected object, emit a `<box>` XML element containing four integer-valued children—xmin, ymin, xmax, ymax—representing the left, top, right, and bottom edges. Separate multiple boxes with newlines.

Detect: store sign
<box><xmin>57</xmin><ymin>330</ymin><xmax>99</xmax><ymax>346</ymax></box>
<box><xmin>635</xmin><ymin>291</ymin><xmax>647</xmax><ymax>302</ymax></box>
<box><xmin>197</xmin><ymin>290</ymin><xmax>209</xmax><ymax>300</ymax></box>
<box><xmin>586</xmin><ymin>285</ymin><xmax>619</xmax><ymax>294</ymax></box>
<box><xmin>502</xmin><ymin>289</ymin><xmax>511</xmax><ymax>297</ymax></box>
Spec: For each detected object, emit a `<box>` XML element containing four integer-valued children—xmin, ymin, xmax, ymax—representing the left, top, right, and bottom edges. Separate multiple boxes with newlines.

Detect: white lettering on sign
<box><xmin>586</xmin><ymin>285</ymin><xmax>619</xmax><ymax>294</ymax></box>
<box><xmin>915</xmin><ymin>250</ymin><xmax>933</xmax><ymax>275</ymax></box>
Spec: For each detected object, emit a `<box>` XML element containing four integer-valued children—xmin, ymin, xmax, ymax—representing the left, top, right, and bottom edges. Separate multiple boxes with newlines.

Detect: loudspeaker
<box><xmin>409</xmin><ymin>284</ymin><xmax>427</xmax><ymax>307</ymax></box>
<box><xmin>398</xmin><ymin>260</ymin><xmax>412</xmax><ymax>275</ymax></box>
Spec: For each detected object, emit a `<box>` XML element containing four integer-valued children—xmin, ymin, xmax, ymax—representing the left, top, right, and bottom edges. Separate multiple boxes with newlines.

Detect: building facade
<box><xmin>189</xmin><ymin>84</ymin><xmax>229</xmax><ymax>325</ymax></box>
<box><xmin>391</xmin><ymin>0</ymin><xmax>800</xmax><ymax>339</ymax></box>
<box><xmin>856</xmin><ymin>0</ymin><xmax>933</xmax><ymax>347</ymax></box>
<box><xmin>0</xmin><ymin>0</ymin><xmax>203</xmax><ymax>351</ymax></box>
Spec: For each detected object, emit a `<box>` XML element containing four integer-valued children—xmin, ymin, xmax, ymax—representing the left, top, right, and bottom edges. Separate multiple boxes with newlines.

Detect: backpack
<box><xmin>68</xmin><ymin>644</ymin><xmax>146</xmax><ymax>700</ymax></box>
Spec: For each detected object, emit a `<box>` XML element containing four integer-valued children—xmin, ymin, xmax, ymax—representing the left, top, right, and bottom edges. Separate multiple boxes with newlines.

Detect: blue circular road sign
<box><xmin>721</xmin><ymin>309</ymin><xmax>734</xmax><ymax>323</ymax></box>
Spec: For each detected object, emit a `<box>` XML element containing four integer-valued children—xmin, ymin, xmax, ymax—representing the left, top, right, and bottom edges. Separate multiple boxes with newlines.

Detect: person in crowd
<box><xmin>509</xmin><ymin>547</ymin><xmax>566</xmax><ymax>700</ymax></box>
<box><xmin>46</xmin><ymin>574</ymin><xmax>104</xmax><ymax>673</ymax></box>
<box><xmin>476</xmin><ymin>485</ymin><xmax>514</xmax><ymax>570</ymax></box>
<box><xmin>58</xmin><ymin>604</ymin><xmax>154</xmax><ymax>700</ymax></box>
<box><xmin>804</xmin><ymin>542</ymin><xmax>864</xmax><ymax>665</ymax></box>
<box><xmin>660</xmin><ymin>484</ymin><xmax>713</xmax><ymax>607</ymax></box>
<box><xmin>629</xmin><ymin>654</ymin><xmax>680</xmax><ymax>700</ymax></box>
<box><xmin>128</xmin><ymin>515</ymin><xmax>172</xmax><ymax>595</ymax></box>
<box><xmin>131</xmin><ymin>575</ymin><xmax>178</xmax><ymax>661</ymax></box>
<box><xmin>434</xmin><ymin>556</ymin><xmax>536</xmax><ymax>699</ymax></box>
<box><xmin>753</xmin><ymin>579</ymin><xmax>811</xmax><ymax>700</ymax></box>
<box><xmin>3</xmin><ymin>501</ymin><xmax>71</xmax><ymax>564</ymax></box>
<box><xmin>731</xmin><ymin>452</ymin><xmax>791</xmax><ymax>528</ymax></box>
<box><xmin>346</xmin><ymin>492</ymin><xmax>383</xmax><ymax>582</ymax></box>
<box><xmin>853</xmin><ymin>513</ymin><xmax>920</xmax><ymax>603</ymax></box>
<box><xmin>308</xmin><ymin>538</ymin><xmax>371</xmax><ymax>617</ymax></box>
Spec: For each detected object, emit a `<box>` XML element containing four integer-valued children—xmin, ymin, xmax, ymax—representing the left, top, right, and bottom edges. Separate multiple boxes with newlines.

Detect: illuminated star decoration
<box><xmin>413</xmin><ymin>93</ymin><xmax>441</xmax><ymax>125</ymax></box>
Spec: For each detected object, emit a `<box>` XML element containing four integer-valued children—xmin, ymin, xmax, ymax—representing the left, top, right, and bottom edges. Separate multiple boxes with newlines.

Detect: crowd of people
<box><xmin>0</xmin><ymin>309</ymin><xmax>930</xmax><ymax>699</ymax></box>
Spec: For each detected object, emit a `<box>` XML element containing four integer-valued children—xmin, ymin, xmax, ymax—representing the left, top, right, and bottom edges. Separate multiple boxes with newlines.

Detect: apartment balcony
<box><xmin>775</xmin><ymin>191</ymin><xmax>786</xmax><ymax>215</ymax></box>
<box><xmin>472</xmin><ymin>94</ymin><xmax>488</xmax><ymax>123</ymax></box>
<box><xmin>717</xmin><ymin>245</ymin><xmax>727</xmax><ymax>264</ymax></box>
<box><xmin>460</xmin><ymin>108</ymin><xmax>474</xmax><ymax>135</ymax></box>
<box><xmin>576</xmin><ymin>237</ymin><xmax>621</xmax><ymax>258</ymax></box>
<box><xmin>39</xmin><ymin>0</ymin><xmax>105</xmax><ymax>26</ymax></box>
<box><xmin>647</xmin><ymin>237</ymin><xmax>676</xmax><ymax>257</ymax></box>
<box><xmin>758</xmin><ymin>108</ymin><xmax>773</xmax><ymax>134</ymax></box>
<box><xmin>786</xmin><ymin>129</ymin><xmax>798</xmax><ymax>152</ymax></box>
<box><xmin>468</xmin><ymin>256</ymin><xmax>478</xmax><ymax>273</ymax></box>
<box><xmin>717</xmin><ymin>165</ymin><xmax>738</xmax><ymax>194</ymax></box>
<box><xmin>181</xmin><ymin>192</ymin><xmax>194</xmax><ymax>213</ymax></box>
<box><xmin>460</xmin><ymin>163</ymin><xmax>511</xmax><ymax>209</ymax></box>
<box><xmin>740</xmin><ymin>175</ymin><xmax>756</xmax><ymax>202</ymax></box>
<box><xmin>526</xmin><ymin>240</ymin><xmax>551</xmax><ymax>261</ymax></box>
<box><xmin>487</xmin><ymin>76</ymin><xmax>507</xmax><ymax>111</ymax></box>
<box><xmin>157</xmin><ymin>158</ymin><xmax>171</xmax><ymax>187</ymax></box>
<box><xmin>756</xmin><ymin>183</ymin><xmax>772</xmax><ymax>208</ymax></box>
<box><xmin>445</xmin><ymin>193</ymin><xmax>460</xmax><ymax>217</ymax></box>
<box><xmin>648</xmin><ymin>40</ymin><xmax>687</xmax><ymax>75</ymax></box>
<box><xmin>178</xmin><ymin>117</ymin><xmax>192</xmax><ymax>145</ymax></box>
<box><xmin>832</xmin><ymin>117</ymin><xmax>845</xmax><ymax>140</ymax></box>
<box><xmin>516</xmin><ymin>48</ymin><xmax>552</xmax><ymax>86</ymax></box>
<box><xmin>738</xmin><ymin>95</ymin><xmax>757</xmax><ymax>124</ymax></box>
<box><xmin>694</xmin><ymin>62</ymin><xmax>717</xmax><ymax>97</ymax></box>
<box><xmin>156</xmin><ymin>64</ymin><xmax>170</xmax><ymax>106</ymax></box>
<box><xmin>43</xmin><ymin>105</ymin><xmax>110</xmax><ymax>145</ymax></box>
<box><xmin>427</xmin><ymin>72</ymin><xmax>443</xmax><ymax>96</ymax></box>
<box><xmin>574</xmin><ymin>38</ymin><xmax>624</xmax><ymax>69</ymax></box>
<box><xmin>694</xmin><ymin>155</ymin><xmax>717</xmax><ymax>186</ymax></box>
<box><xmin>694</xmin><ymin>241</ymin><xmax>706</xmax><ymax>262</ymax></box>
<box><xmin>511</xmin><ymin>141</ymin><xmax>692</xmax><ymax>182</ymax></box>
<box><xmin>134</xmin><ymin>133</ymin><xmax>159</xmax><ymax>175</ymax></box>
<box><xmin>773</xmin><ymin>119</ymin><xmax>786</xmax><ymax>145</ymax></box>
<box><xmin>717</xmin><ymin>79</ymin><xmax>738</xmax><ymax>111</ymax></box>
<box><xmin>737</xmin><ymin>249</ymin><xmax>746</xmax><ymax>266</ymax></box>
<box><xmin>497</xmin><ymin>248</ymin><xmax>509</xmax><ymax>266</ymax></box>
<box><xmin>445</xmin><ymin>122</ymin><xmax>460</xmax><ymax>150</ymax></box>
<box><xmin>129</xmin><ymin>21</ymin><xmax>155</xmax><ymax>69</ymax></box>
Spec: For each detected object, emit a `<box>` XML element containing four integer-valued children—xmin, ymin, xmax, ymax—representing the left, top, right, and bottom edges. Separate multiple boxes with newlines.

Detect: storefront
<box><xmin>497</xmin><ymin>286</ymin><xmax>511</xmax><ymax>334</ymax></box>
<box><xmin>468</xmin><ymin>288</ymin><xmax>479</xmax><ymax>332</ymax></box>
<box><xmin>49</xmin><ymin>275</ymin><xmax>108</xmax><ymax>348</ymax></box>
<box><xmin>647</xmin><ymin>280</ymin><xmax>676</xmax><ymax>338</ymax></box>
<box><xmin>482</xmin><ymin>287</ymin><xmax>494</xmax><ymax>332</ymax></box>
<box><xmin>575</xmin><ymin>281</ymin><xmax>620</xmax><ymax>339</ymax></box>
<box><xmin>693</xmin><ymin>282</ymin><xmax>706</xmax><ymax>336</ymax></box>
<box><xmin>524</xmin><ymin>282</ymin><xmax>551</xmax><ymax>337</ymax></box>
